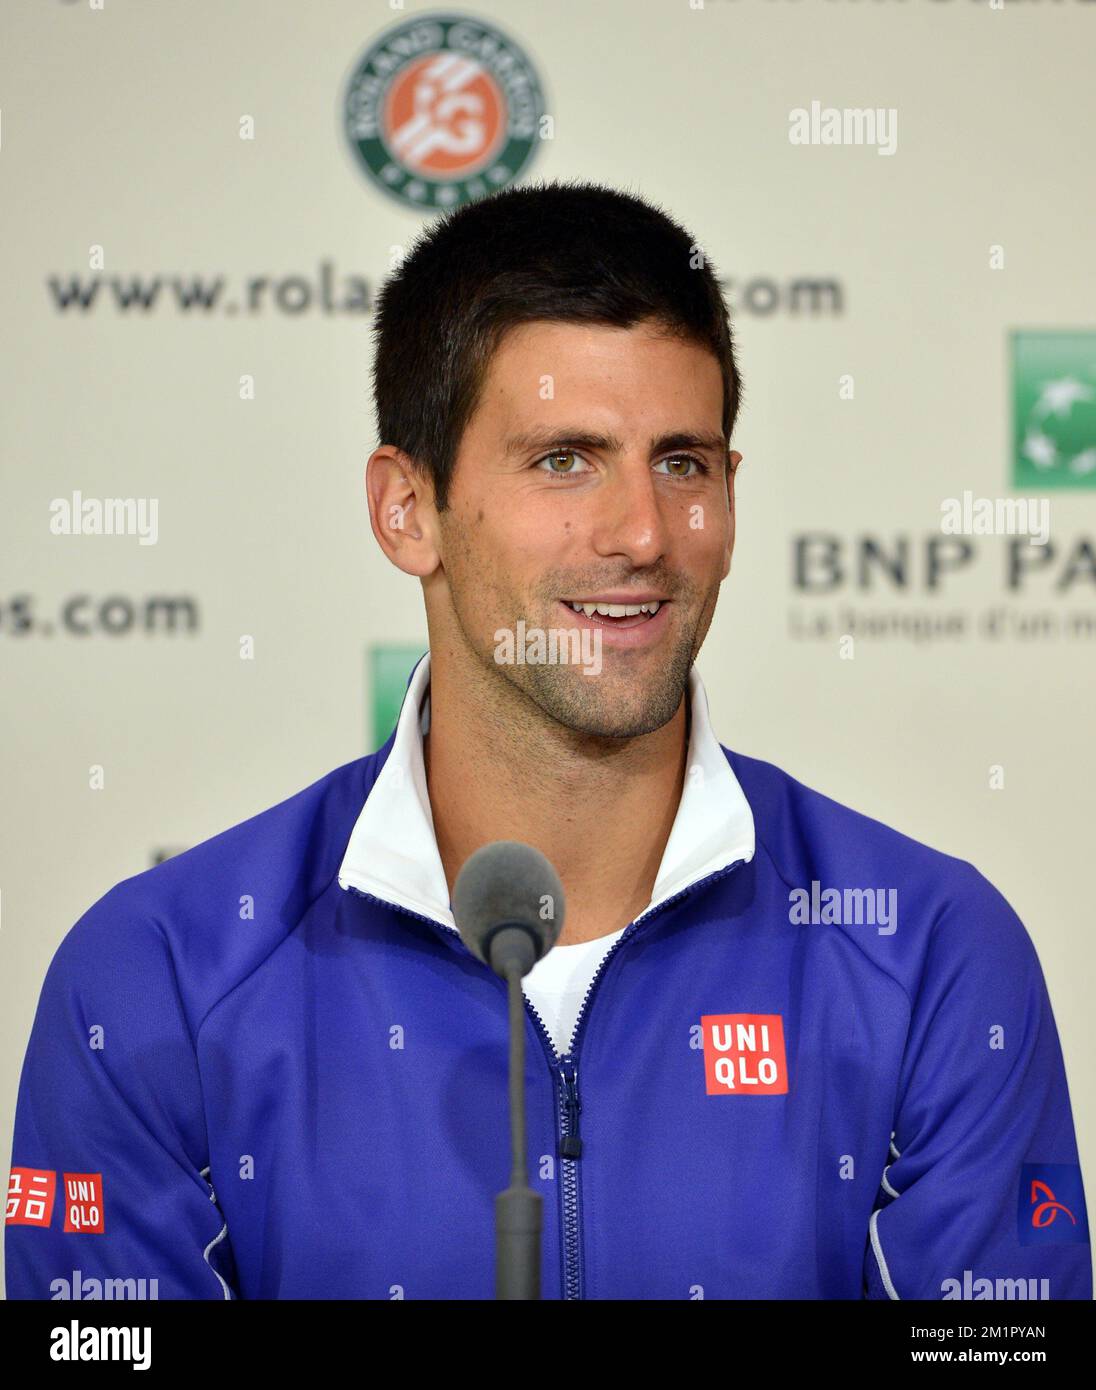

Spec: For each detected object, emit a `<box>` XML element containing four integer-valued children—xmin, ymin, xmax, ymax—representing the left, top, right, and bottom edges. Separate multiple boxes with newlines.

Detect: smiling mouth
<box><xmin>559</xmin><ymin>599</ymin><xmax>667</xmax><ymax>628</ymax></box>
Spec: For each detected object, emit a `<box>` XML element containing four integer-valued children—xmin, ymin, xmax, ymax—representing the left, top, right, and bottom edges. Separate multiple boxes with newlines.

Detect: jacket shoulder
<box><xmin>725</xmin><ymin>746</ymin><xmax>976</xmax><ymax>887</ymax></box>
<box><xmin>45</xmin><ymin>753</ymin><xmax>381</xmax><ymax>1033</ymax></box>
<box><xmin>723</xmin><ymin>746</ymin><xmax>1037</xmax><ymax>988</ymax></box>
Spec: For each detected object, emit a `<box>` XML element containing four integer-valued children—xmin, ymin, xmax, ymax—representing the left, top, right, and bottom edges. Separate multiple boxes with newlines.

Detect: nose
<box><xmin>588</xmin><ymin>458</ymin><xmax>672</xmax><ymax>569</ymax></box>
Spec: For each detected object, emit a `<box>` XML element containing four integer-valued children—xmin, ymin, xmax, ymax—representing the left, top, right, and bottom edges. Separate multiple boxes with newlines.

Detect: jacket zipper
<box><xmin>346</xmin><ymin>853</ymin><xmax>750</xmax><ymax>1299</ymax></box>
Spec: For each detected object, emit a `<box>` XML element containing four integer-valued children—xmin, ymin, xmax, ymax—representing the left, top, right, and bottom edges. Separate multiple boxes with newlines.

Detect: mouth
<box><xmin>561</xmin><ymin>598</ymin><xmax>664</xmax><ymax>627</ymax></box>
<box><xmin>557</xmin><ymin>597</ymin><xmax>671</xmax><ymax>647</ymax></box>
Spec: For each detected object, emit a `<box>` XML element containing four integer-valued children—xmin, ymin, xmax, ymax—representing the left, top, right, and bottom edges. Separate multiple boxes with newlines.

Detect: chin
<box><xmin>527</xmin><ymin>669</ymin><xmax>686</xmax><ymax>741</ymax></box>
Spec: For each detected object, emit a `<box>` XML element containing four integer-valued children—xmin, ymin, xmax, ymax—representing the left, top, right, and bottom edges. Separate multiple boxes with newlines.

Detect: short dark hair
<box><xmin>371</xmin><ymin>178</ymin><xmax>743</xmax><ymax>513</ymax></box>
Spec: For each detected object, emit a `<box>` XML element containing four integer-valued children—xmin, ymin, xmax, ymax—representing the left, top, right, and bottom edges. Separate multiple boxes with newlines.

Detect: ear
<box><xmin>722</xmin><ymin>450</ymin><xmax>743</xmax><ymax>580</ymax></box>
<box><xmin>365</xmin><ymin>446</ymin><xmax>441</xmax><ymax>579</ymax></box>
<box><xmin>726</xmin><ymin>450</ymin><xmax>743</xmax><ymax>513</ymax></box>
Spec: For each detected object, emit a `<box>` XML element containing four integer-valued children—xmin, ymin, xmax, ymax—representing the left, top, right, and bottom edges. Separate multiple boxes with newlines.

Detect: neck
<box><xmin>422</xmin><ymin>654</ymin><xmax>690</xmax><ymax>946</ymax></box>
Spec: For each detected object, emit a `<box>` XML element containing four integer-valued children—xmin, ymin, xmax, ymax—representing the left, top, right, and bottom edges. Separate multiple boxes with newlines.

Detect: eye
<box><xmin>655</xmin><ymin>454</ymin><xmax>711</xmax><ymax>479</ymax></box>
<box><xmin>534</xmin><ymin>451</ymin><xmax>713</xmax><ymax>481</ymax></box>
<box><xmin>534</xmin><ymin>450</ymin><xmax>594</xmax><ymax>480</ymax></box>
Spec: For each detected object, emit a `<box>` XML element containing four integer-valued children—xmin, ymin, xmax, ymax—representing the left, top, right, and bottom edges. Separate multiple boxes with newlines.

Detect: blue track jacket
<box><xmin>6</xmin><ymin>653</ymin><xmax>1091</xmax><ymax>1300</ymax></box>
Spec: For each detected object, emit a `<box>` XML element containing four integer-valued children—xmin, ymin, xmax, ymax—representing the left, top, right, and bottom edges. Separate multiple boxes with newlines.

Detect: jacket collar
<box><xmin>338</xmin><ymin>651</ymin><xmax>755</xmax><ymax>930</ymax></box>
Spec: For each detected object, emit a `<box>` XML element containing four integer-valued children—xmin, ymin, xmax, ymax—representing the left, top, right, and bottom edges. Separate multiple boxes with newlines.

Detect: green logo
<box><xmin>369</xmin><ymin>644</ymin><xmax>426</xmax><ymax>751</ymax></box>
<box><xmin>343</xmin><ymin>13</ymin><xmax>545</xmax><ymax>212</ymax></box>
<box><xmin>1012</xmin><ymin>331</ymin><xmax>1096</xmax><ymax>488</ymax></box>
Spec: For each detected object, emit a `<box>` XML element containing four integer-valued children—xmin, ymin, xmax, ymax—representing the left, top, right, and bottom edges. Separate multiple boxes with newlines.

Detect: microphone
<box><xmin>452</xmin><ymin>841</ymin><xmax>566</xmax><ymax>1300</ymax></box>
<box><xmin>453</xmin><ymin>840</ymin><xmax>564</xmax><ymax>979</ymax></box>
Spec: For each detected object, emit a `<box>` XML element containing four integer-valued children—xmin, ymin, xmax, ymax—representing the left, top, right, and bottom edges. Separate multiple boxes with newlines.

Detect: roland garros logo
<box><xmin>342</xmin><ymin>13</ymin><xmax>546</xmax><ymax>211</ymax></box>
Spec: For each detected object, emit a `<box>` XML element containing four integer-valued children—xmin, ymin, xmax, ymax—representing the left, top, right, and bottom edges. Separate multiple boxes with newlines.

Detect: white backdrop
<box><xmin>2</xmin><ymin>0</ymin><xmax>1094</xmax><ymax>1294</ymax></box>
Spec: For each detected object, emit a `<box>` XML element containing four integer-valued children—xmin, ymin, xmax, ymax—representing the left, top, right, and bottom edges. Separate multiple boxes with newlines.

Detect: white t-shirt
<box><xmin>523</xmin><ymin>928</ymin><xmax>627</xmax><ymax>1057</ymax></box>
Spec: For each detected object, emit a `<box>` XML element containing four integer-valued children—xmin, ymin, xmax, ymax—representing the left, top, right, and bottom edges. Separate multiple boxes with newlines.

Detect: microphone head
<box><xmin>452</xmin><ymin>841</ymin><xmax>565</xmax><ymax>973</ymax></box>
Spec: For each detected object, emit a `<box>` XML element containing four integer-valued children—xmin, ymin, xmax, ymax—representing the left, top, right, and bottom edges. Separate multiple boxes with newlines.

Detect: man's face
<box><xmin>433</xmin><ymin>318</ymin><xmax>737</xmax><ymax>738</ymax></box>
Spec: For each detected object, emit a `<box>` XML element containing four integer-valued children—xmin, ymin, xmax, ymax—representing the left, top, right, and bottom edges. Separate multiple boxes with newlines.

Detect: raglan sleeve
<box><xmin>5</xmin><ymin>886</ymin><xmax>238</xmax><ymax>1300</ymax></box>
<box><xmin>863</xmin><ymin>865</ymin><xmax>1091</xmax><ymax>1300</ymax></box>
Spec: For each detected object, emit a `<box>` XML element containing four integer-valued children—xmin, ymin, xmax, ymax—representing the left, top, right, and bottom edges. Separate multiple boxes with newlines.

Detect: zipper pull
<box><xmin>559</xmin><ymin>1054</ymin><xmax>583</xmax><ymax>1159</ymax></box>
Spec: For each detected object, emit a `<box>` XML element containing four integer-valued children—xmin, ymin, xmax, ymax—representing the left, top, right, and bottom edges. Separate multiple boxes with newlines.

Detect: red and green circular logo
<box><xmin>343</xmin><ymin>13</ymin><xmax>546</xmax><ymax>211</ymax></box>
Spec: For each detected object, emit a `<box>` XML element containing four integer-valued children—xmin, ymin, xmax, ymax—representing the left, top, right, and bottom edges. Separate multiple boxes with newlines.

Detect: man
<box><xmin>6</xmin><ymin>181</ymin><xmax>1090</xmax><ymax>1300</ymax></box>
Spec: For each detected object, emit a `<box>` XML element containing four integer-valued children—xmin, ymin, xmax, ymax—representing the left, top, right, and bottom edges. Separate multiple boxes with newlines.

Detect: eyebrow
<box><xmin>502</xmin><ymin>428</ymin><xmax>728</xmax><ymax>459</ymax></box>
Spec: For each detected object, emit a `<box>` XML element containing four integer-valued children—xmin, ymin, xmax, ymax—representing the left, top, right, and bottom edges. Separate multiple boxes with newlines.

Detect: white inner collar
<box><xmin>337</xmin><ymin>651</ymin><xmax>755</xmax><ymax>930</ymax></box>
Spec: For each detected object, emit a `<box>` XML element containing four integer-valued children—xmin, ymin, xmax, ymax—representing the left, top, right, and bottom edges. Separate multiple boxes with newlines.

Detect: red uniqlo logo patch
<box><xmin>62</xmin><ymin>1173</ymin><xmax>105</xmax><ymax>1234</ymax></box>
<box><xmin>701</xmin><ymin>1013</ymin><xmax>788</xmax><ymax>1095</ymax></box>
<box><xmin>6</xmin><ymin>1167</ymin><xmax>57</xmax><ymax>1227</ymax></box>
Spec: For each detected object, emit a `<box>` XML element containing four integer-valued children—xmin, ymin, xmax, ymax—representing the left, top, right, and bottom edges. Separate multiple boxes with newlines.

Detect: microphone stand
<box><xmin>492</xmin><ymin>929</ymin><xmax>543</xmax><ymax>1300</ymax></box>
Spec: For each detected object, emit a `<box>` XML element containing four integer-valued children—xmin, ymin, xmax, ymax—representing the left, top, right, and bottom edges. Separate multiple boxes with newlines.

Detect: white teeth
<box><xmin>567</xmin><ymin>600</ymin><xmax>661</xmax><ymax>618</ymax></box>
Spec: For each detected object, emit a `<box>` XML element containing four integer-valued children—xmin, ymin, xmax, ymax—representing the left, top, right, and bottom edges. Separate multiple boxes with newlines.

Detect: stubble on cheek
<box><xmin>438</xmin><ymin>506</ymin><xmax>523</xmax><ymax>665</ymax></box>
